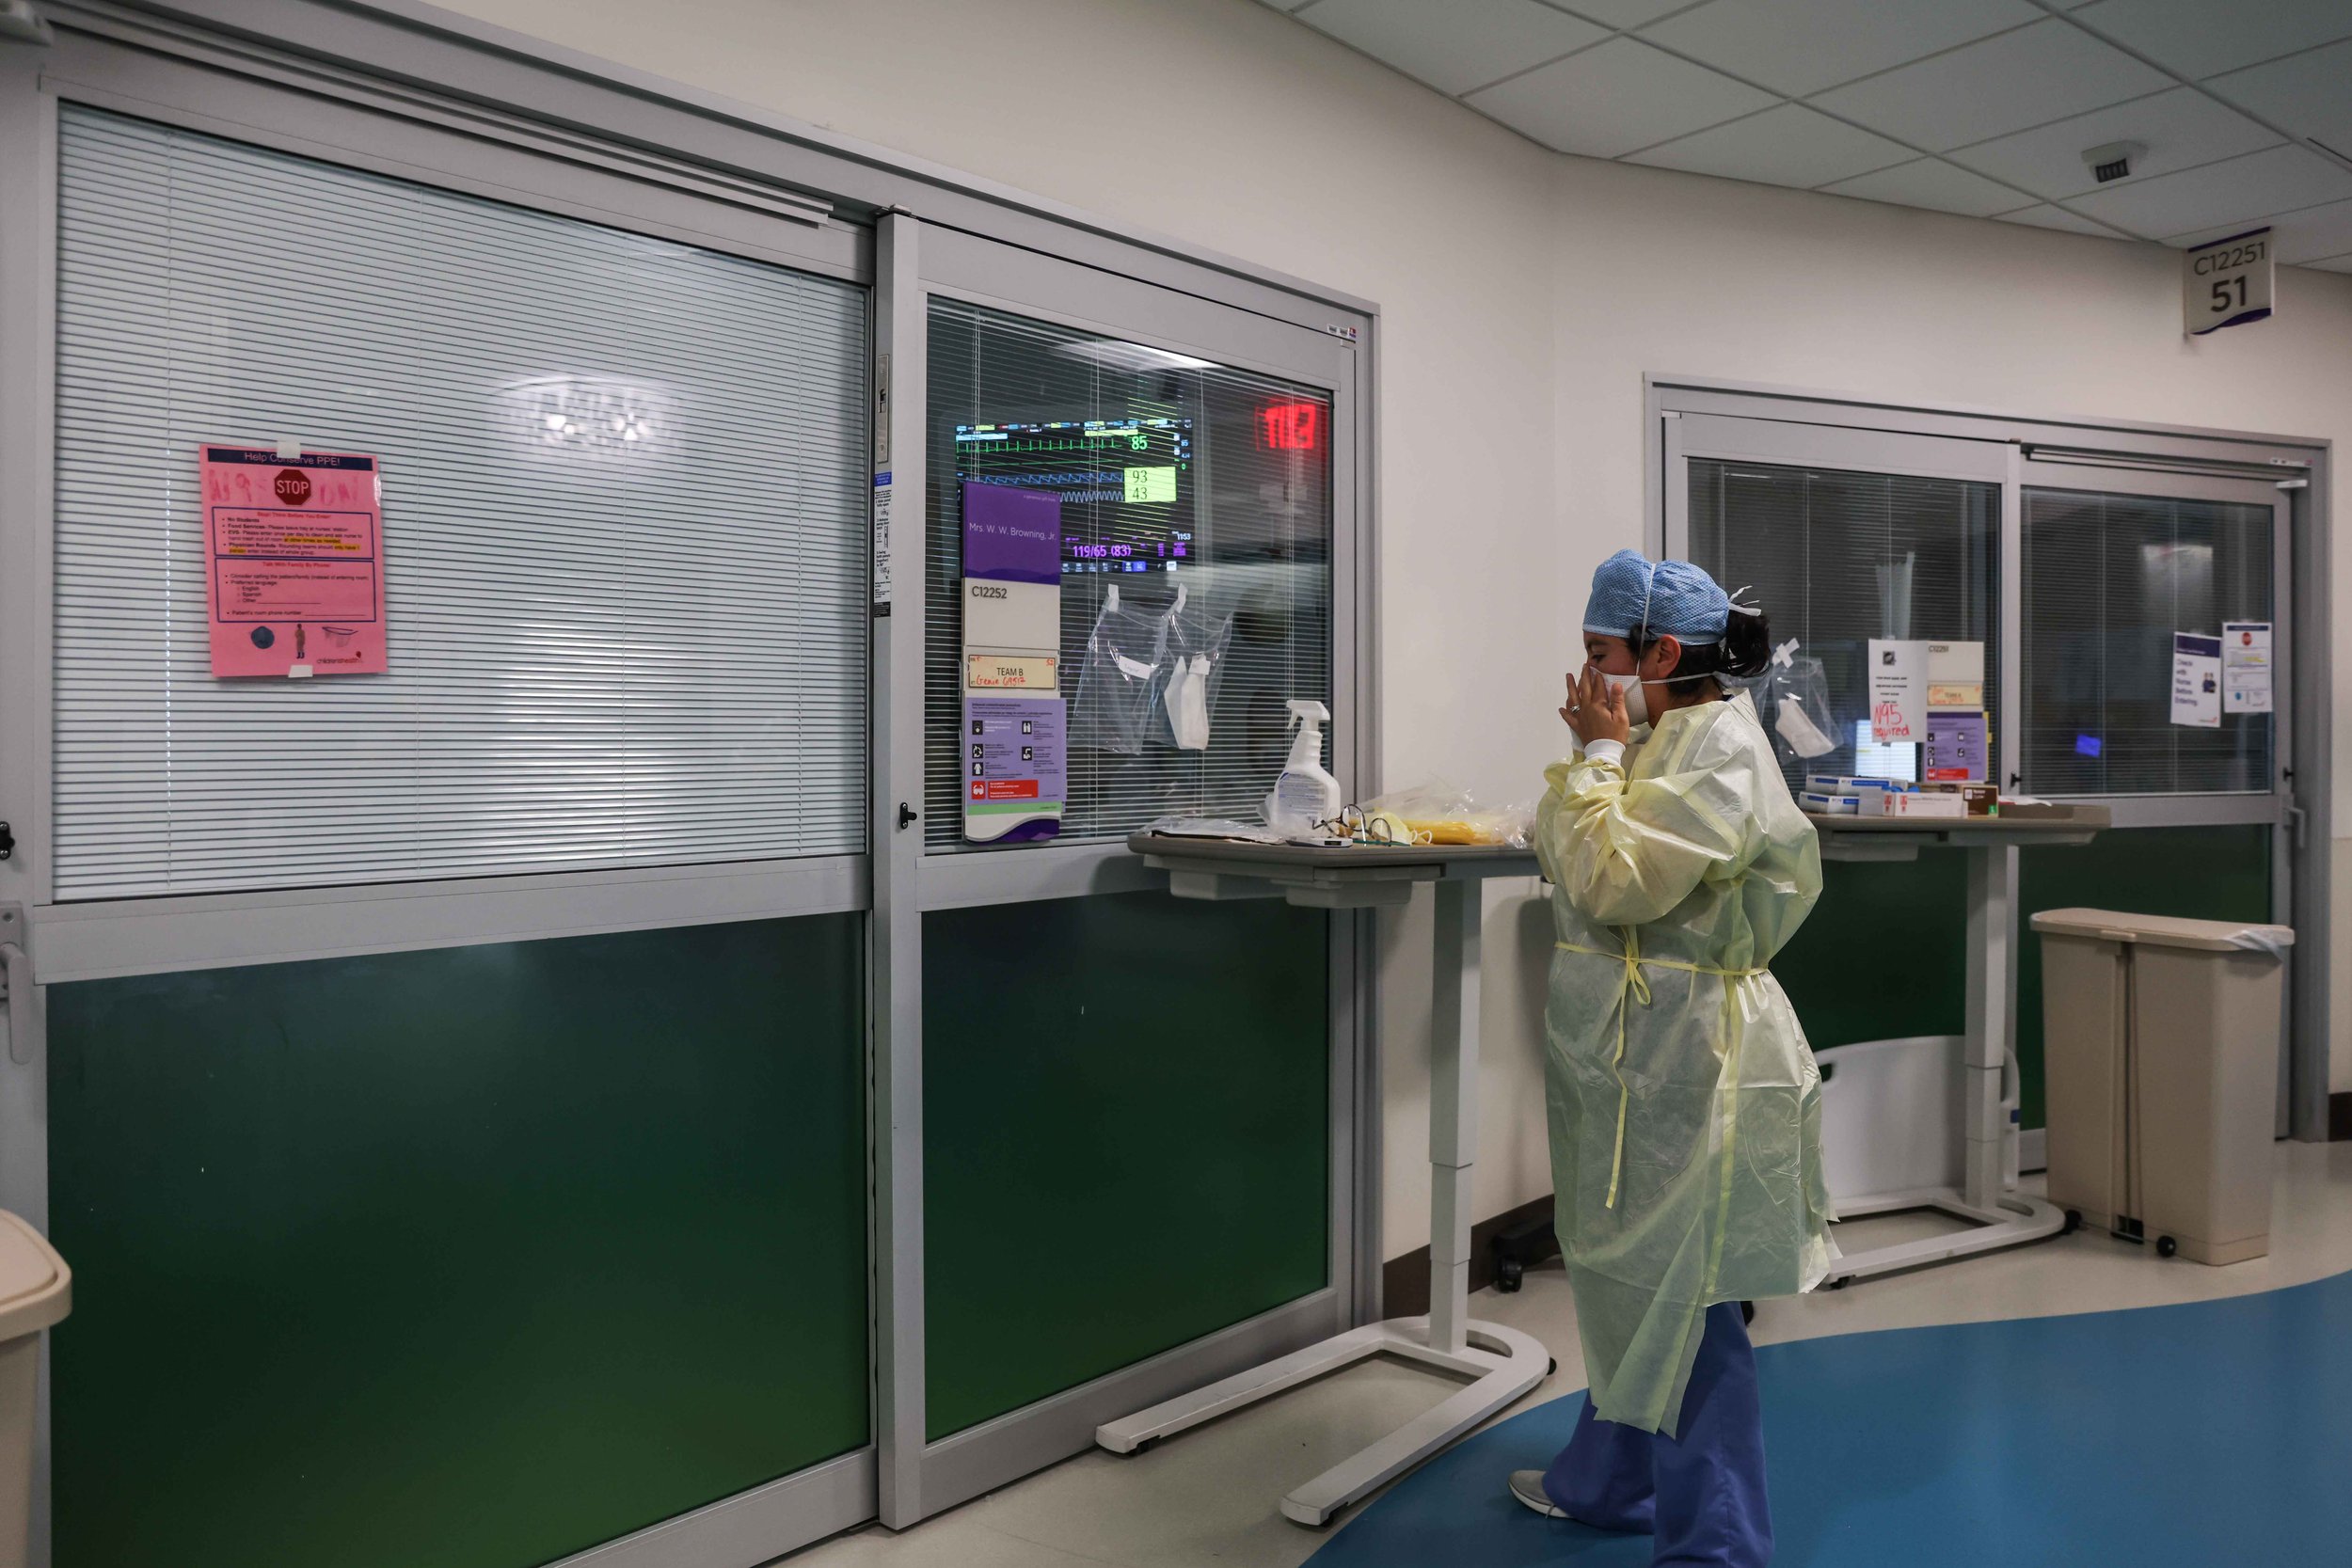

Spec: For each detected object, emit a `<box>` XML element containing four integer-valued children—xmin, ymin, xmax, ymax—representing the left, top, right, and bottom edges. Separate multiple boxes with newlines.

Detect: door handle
<box><xmin>0</xmin><ymin>941</ymin><xmax>38</xmax><ymax>1067</ymax></box>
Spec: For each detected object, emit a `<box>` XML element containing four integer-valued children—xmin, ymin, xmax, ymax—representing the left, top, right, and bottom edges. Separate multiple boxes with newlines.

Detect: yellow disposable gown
<box><xmin>1536</xmin><ymin>692</ymin><xmax>1835</xmax><ymax>1436</ymax></box>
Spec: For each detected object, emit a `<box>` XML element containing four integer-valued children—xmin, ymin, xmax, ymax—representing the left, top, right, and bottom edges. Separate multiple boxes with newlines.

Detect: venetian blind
<box><xmin>53</xmin><ymin>108</ymin><xmax>869</xmax><ymax>899</ymax></box>
<box><xmin>2021</xmin><ymin>488</ymin><xmax>2274</xmax><ymax>796</ymax></box>
<box><xmin>1688</xmin><ymin>457</ymin><xmax>2001</xmax><ymax>795</ymax></box>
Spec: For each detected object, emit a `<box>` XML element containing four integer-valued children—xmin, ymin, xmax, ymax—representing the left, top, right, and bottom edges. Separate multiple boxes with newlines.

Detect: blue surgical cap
<box><xmin>1581</xmin><ymin>549</ymin><xmax>1730</xmax><ymax>643</ymax></box>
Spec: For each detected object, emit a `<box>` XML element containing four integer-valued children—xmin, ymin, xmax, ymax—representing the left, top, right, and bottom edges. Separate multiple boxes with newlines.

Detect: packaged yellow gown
<box><xmin>1536</xmin><ymin>691</ymin><xmax>1836</xmax><ymax>1437</ymax></box>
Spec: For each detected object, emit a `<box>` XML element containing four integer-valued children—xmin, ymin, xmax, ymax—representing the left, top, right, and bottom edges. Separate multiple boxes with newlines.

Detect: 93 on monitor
<box><xmin>2183</xmin><ymin>227</ymin><xmax>2271</xmax><ymax>337</ymax></box>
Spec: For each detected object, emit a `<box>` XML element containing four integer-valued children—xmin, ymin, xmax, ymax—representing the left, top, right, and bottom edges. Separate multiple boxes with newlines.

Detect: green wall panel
<box><xmin>1776</xmin><ymin>826</ymin><xmax>2272</xmax><ymax>1132</ymax></box>
<box><xmin>1774</xmin><ymin>852</ymin><xmax>1970</xmax><ymax>1053</ymax></box>
<box><xmin>924</xmin><ymin>891</ymin><xmax>1329</xmax><ymax>1440</ymax></box>
<box><xmin>2017</xmin><ymin>824</ymin><xmax>2273</xmax><ymax>1128</ymax></box>
<box><xmin>48</xmin><ymin>916</ymin><xmax>867</xmax><ymax>1568</ymax></box>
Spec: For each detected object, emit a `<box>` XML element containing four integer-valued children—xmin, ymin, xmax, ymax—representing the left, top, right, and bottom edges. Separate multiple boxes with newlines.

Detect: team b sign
<box><xmin>2185</xmin><ymin>228</ymin><xmax>2272</xmax><ymax>336</ymax></box>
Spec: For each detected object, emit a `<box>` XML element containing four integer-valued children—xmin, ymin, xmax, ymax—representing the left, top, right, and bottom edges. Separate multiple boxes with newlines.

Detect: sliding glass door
<box><xmin>1676</xmin><ymin>417</ymin><xmax>2004</xmax><ymax>797</ymax></box>
<box><xmin>1668</xmin><ymin>413</ymin><xmax>2007</xmax><ymax>1059</ymax></box>
<box><xmin>2017</xmin><ymin>463</ymin><xmax>2289</xmax><ymax>813</ymax></box>
<box><xmin>22</xmin><ymin>88</ymin><xmax>873</xmax><ymax>1568</ymax></box>
<box><xmin>2014</xmin><ymin>459</ymin><xmax>2294</xmax><ymax>1131</ymax></box>
<box><xmin>1667</xmin><ymin>412</ymin><xmax>2298</xmax><ymax>1133</ymax></box>
<box><xmin>866</xmin><ymin>218</ymin><xmax>1368</xmax><ymax>1527</ymax></box>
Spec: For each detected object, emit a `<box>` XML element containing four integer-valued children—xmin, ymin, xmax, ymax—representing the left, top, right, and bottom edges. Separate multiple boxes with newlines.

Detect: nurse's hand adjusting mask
<box><xmin>1563</xmin><ymin>666</ymin><xmax>1633</xmax><ymax>747</ymax></box>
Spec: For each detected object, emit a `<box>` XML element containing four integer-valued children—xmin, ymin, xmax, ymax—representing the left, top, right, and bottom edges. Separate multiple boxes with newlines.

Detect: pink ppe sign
<box><xmin>199</xmin><ymin>444</ymin><xmax>387</xmax><ymax>677</ymax></box>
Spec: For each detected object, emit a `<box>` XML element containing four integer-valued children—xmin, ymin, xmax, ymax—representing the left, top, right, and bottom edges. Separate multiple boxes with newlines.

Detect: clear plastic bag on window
<box><xmin>1071</xmin><ymin>584</ymin><xmax>1169</xmax><ymax>754</ymax></box>
<box><xmin>1760</xmin><ymin>641</ymin><xmax>1837</xmax><ymax>761</ymax></box>
<box><xmin>1157</xmin><ymin>587</ymin><xmax>1234</xmax><ymax>752</ymax></box>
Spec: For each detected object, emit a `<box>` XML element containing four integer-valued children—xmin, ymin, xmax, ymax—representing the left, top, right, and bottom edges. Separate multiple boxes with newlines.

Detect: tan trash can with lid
<box><xmin>0</xmin><ymin>1212</ymin><xmax>67</xmax><ymax>1568</ymax></box>
<box><xmin>2031</xmin><ymin>909</ymin><xmax>2293</xmax><ymax>1265</ymax></box>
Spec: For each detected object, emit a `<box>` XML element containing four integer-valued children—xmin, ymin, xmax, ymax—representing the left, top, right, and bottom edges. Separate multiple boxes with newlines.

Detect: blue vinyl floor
<box><xmin>1308</xmin><ymin>1268</ymin><xmax>2352</xmax><ymax>1566</ymax></box>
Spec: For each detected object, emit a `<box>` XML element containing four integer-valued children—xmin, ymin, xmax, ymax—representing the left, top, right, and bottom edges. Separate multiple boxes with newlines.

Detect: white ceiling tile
<box><xmin>1994</xmin><ymin>203</ymin><xmax>2137</xmax><ymax>237</ymax></box>
<box><xmin>1301</xmin><ymin>0</ymin><xmax>1606</xmax><ymax>96</ymax></box>
<box><xmin>2207</xmin><ymin>39</ymin><xmax>2352</xmax><ymax>152</ymax></box>
<box><xmin>2169</xmin><ymin>197</ymin><xmax>2352</xmax><ymax>263</ymax></box>
<box><xmin>2068</xmin><ymin>143</ymin><xmax>2352</xmax><ymax>236</ymax></box>
<box><xmin>1465</xmin><ymin>36</ymin><xmax>1779</xmax><ymax>158</ymax></box>
<box><xmin>1946</xmin><ymin>87</ymin><xmax>2283</xmax><ymax>201</ymax></box>
<box><xmin>1820</xmin><ymin>156</ymin><xmax>2030</xmax><ymax>215</ymax></box>
<box><xmin>2304</xmin><ymin>251</ymin><xmax>2352</xmax><ymax>272</ymax></box>
<box><xmin>1811</xmin><ymin>19</ymin><xmax>2172</xmax><ymax>151</ymax></box>
<box><xmin>2068</xmin><ymin>0</ymin><xmax>2352</xmax><ymax>81</ymax></box>
<box><xmin>1552</xmin><ymin>0</ymin><xmax>1694</xmax><ymax>27</ymax></box>
<box><xmin>1640</xmin><ymin>0</ymin><xmax>2041</xmax><ymax>99</ymax></box>
<box><xmin>1627</xmin><ymin>103</ymin><xmax>1914</xmax><ymax>186</ymax></box>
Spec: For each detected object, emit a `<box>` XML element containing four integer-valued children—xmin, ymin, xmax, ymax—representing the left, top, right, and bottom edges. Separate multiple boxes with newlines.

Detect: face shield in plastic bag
<box><xmin>1070</xmin><ymin>584</ymin><xmax>1169</xmax><ymax>754</ymax></box>
<box><xmin>1158</xmin><ymin>587</ymin><xmax>1233</xmax><ymax>752</ymax></box>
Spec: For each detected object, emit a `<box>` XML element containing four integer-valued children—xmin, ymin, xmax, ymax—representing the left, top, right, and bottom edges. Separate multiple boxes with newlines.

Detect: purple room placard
<box><xmin>961</xmin><ymin>482</ymin><xmax>1062</xmax><ymax>585</ymax></box>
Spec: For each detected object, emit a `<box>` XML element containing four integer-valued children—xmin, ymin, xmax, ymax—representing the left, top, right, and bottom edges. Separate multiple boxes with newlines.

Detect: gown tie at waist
<box><xmin>1556</xmin><ymin>933</ymin><xmax>1766</xmax><ymax>1211</ymax></box>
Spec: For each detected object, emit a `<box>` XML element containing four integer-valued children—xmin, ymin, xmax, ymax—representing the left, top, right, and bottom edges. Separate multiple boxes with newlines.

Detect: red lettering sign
<box><xmin>1258</xmin><ymin>401</ymin><xmax>1322</xmax><ymax>452</ymax></box>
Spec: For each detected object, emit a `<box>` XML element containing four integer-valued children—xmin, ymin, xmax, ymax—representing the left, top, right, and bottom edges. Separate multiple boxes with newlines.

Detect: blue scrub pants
<box><xmin>1540</xmin><ymin>1302</ymin><xmax>1772</xmax><ymax>1567</ymax></box>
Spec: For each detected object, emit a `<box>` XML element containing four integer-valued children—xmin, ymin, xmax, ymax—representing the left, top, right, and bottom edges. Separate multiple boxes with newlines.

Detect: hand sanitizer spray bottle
<box><xmin>1263</xmin><ymin>700</ymin><xmax>1343</xmax><ymax>839</ymax></box>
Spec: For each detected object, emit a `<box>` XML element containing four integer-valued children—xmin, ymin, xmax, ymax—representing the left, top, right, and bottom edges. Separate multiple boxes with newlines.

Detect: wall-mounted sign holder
<box><xmin>2185</xmin><ymin>227</ymin><xmax>2272</xmax><ymax>337</ymax></box>
<box><xmin>961</xmin><ymin>481</ymin><xmax>1065</xmax><ymax>844</ymax></box>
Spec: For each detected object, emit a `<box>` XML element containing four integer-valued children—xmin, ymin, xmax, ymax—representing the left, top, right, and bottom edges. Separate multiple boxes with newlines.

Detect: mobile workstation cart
<box><xmin>1806</xmin><ymin>806</ymin><xmax>2110</xmax><ymax>1284</ymax></box>
<box><xmin>1095</xmin><ymin>834</ymin><xmax>1551</xmax><ymax>1526</ymax></box>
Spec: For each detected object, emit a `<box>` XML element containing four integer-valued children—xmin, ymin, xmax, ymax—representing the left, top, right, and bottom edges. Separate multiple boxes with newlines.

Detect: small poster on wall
<box><xmin>2170</xmin><ymin>632</ymin><xmax>2222</xmax><ymax>728</ymax></box>
<box><xmin>2222</xmin><ymin>621</ymin><xmax>2273</xmax><ymax>714</ymax></box>
<box><xmin>1867</xmin><ymin>639</ymin><xmax>1929</xmax><ymax>745</ymax></box>
<box><xmin>1925</xmin><ymin>710</ymin><xmax>1989</xmax><ymax>783</ymax></box>
<box><xmin>963</xmin><ymin>695</ymin><xmax>1066</xmax><ymax>844</ymax></box>
<box><xmin>199</xmin><ymin>444</ymin><xmax>386</xmax><ymax>677</ymax></box>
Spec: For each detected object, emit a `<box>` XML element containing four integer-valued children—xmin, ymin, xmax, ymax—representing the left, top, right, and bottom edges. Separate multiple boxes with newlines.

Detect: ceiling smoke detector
<box><xmin>2082</xmin><ymin>140</ymin><xmax>2146</xmax><ymax>183</ymax></box>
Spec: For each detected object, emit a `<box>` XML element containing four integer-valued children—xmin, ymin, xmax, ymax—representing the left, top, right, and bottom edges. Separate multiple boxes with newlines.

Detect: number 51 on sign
<box><xmin>2184</xmin><ymin>228</ymin><xmax>2271</xmax><ymax>336</ymax></box>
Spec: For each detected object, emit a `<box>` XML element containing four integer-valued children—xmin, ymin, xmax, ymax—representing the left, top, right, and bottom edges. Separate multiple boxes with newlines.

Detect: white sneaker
<box><xmin>1508</xmin><ymin>1470</ymin><xmax>1572</xmax><ymax>1519</ymax></box>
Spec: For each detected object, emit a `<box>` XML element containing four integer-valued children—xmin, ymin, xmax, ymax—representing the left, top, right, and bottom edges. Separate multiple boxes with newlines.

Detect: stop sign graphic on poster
<box><xmin>198</xmin><ymin>444</ymin><xmax>387</xmax><ymax>677</ymax></box>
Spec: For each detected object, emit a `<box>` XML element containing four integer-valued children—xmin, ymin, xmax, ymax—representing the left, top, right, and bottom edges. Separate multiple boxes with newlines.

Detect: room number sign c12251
<box><xmin>2184</xmin><ymin>227</ymin><xmax>2272</xmax><ymax>337</ymax></box>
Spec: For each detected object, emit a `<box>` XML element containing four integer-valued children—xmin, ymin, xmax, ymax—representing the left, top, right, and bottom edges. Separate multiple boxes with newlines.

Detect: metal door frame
<box><xmin>1647</xmin><ymin>375</ymin><xmax>2331</xmax><ymax>1145</ymax></box>
<box><xmin>1663</xmin><ymin>406</ymin><xmax>2026</xmax><ymax>1180</ymax></box>
<box><xmin>2</xmin><ymin>31</ymin><xmax>894</xmax><ymax>1568</ymax></box>
<box><xmin>2013</xmin><ymin>457</ymin><xmax>2297</xmax><ymax>1133</ymax></box>
<box><xmin>1663</xmin><ymin>404</ymin><xmax>2012</xmax><ymax>798</ymax></box>
<box><xmin>1</xmin><ymin>41</ymin><xmax>881</xmax><ymax>1568</ymax></box>
<box><xmin>3</xmin><ymin>20</ymin><xmax>873</xmax><ymax>974</ymax></box>
<box><xmin>2011</xmin><ymin>457</ymin><xmax>2294</xmax><ymax>831</ymax></box>
<box><xmin>871</xmin><ymin>214</ymin><xmax>1375</xmax><ymax>1528</ymax></box>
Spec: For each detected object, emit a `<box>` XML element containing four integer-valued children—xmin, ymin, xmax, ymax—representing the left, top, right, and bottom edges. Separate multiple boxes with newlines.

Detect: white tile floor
<box><xmin>788</xmin><ymin>1142</ymin><xmax>2352</xmax><ymax>1568</ymax></box>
